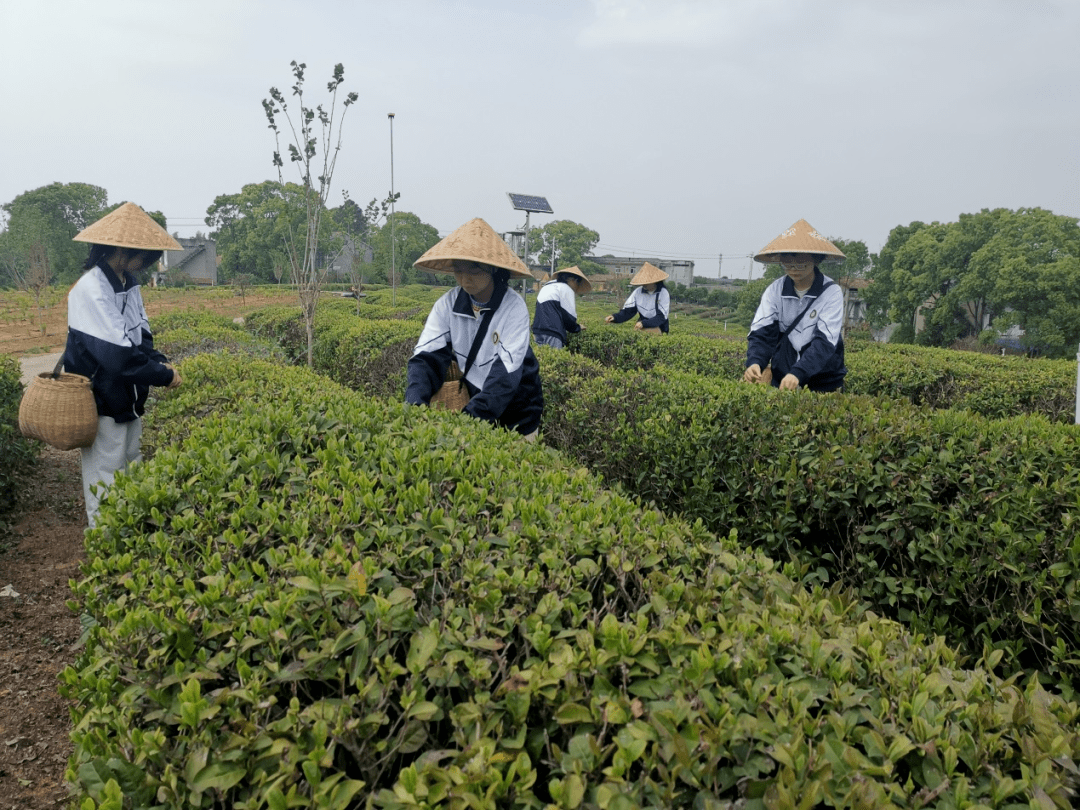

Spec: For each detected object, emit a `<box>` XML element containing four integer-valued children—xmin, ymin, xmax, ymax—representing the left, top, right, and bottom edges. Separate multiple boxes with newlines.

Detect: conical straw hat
<box><xmin>754</xmin><ymin>219</ymin><xmax>845</xmax><ymax>264</ymax></box>
<box><xmin>73</xmin><ymin>202</ymin><xmax>182</xmax><ymax>251</ymax></box>
<box><xmin>553</xmin><ymin>265</ymin><xmax>593</xmax><ymax>295</ymax></box>
<box><xmin>414</xmin><ymin>218</ymin><xmax>533</xmax><ymax>280</ymax></box>
<box><xmin>630</xmin><ymin>262</ymin><xmax>668</xmax><ymax>286</ymax></box>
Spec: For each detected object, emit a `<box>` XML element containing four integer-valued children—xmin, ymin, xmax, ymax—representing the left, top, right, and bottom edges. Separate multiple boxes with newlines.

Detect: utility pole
<box><xmin>388</xmin><ymin>113</ymin><xmax>396</xmax><ymax>306</ymax></box>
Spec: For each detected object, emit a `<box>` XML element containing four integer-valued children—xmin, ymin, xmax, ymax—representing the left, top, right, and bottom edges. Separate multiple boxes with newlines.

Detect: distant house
<box><xmin>328</xmin><ymin>234</ymin><xmax>373</xmax><ymax>282</ymax></box>
<box><xmin>835</xmin><ymin>276</ymin><xmax>869</xmax><ymax>325</ymax></box>
<box><xmin>589</xmin><ymin>256</ymin><xmax>694</xmax><ymax>287</ymax></box>
<box><xmin>162</xmin><ymin>236</ymin><xmax>217</xmax><ymax>286</ymax></box>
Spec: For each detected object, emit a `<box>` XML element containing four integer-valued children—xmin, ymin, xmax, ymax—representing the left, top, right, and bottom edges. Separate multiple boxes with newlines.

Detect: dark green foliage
<box><xmin>153</xmin><ymin>311</ymin><xmax>287</xmax><ymax>366</ymax></box>
<box><xmin>244</xmin><ymin>300</ymin><xmax>422</xmax><ymax>398</ymax></box>
<box><xmin>62</xmin><ymin>353</ymin><xmax>1080</xmax><ymax>809</ymax></box>
<box><xmin>568</xmin><ymin>328</ymin><xmax>1077</xmax><ymax>423</ymax></box>
<box><xmin>0</xmin><ymin>354</ymin><xmax>38</xmax><ymax>524</ymax></box>
<box><xmin>538</xmin><ymin>348</ymin><xmax>1080</xmax><ymax>693</ymax></box>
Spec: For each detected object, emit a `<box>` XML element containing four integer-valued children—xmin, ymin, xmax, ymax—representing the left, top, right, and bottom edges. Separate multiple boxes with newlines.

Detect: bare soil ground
<box><xmin>1</xmin><ymin>290</ymin><xmax>289</xmax><ymax>357</ymax></box>
<box><xmin>0</xmin><ymin>446</ymin><xmax>85</xmax><ymax>810</ymax></box>
<box><xmin>0</xmin><ymin>290</ymin><xmax>294</xmax><ymax>808</ymax></box>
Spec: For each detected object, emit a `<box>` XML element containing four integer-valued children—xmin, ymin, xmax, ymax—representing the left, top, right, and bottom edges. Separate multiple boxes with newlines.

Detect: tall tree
<box><xmin>263</xmin><ymin>61</ymin><xmax>357</xmax><ymax>367</ymax></box>
<box><xmin>206</xmin><ymin>180</ymin><xmax>324</xmax><ymax>284</ymax></box>
<box><xmin>862</xmin><ymin>221</ymin><xmax>929</xmax><ymax>330</ymax></box>
<box><xmin>1</xmin><ymin>182</ymin><xmax>109</xmax><ymax>283</ymax></box>
<box><xmin>867</xmin><ymin>208</ymin><xmax>1080</xmax><ymax>354</ymax></box>
<box><xmin>367</xmin><ymin>211</ymin><xmax>441</xmax><ymax>286</ymax></box>
<box><xmin>982</xmin><ymin>208</ymin><xmax>1080</xmax><ymax>356</ymax></box>
<box><xmin>526</xmin><ymin>220</ymin><xmax>600</xmax><ymax>271</ymax></box>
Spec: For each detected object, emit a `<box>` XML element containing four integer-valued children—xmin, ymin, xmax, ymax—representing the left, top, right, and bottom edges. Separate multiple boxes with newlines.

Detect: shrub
<box><xmin>538</xmin><ymin>348</ymin><xmax>1080</xmax><ymax>693</ymax></box>
<box><xmin>0</xmin><ymin>354</ymin><xmax>38</xmax><ymax>524</ymax></box>
<box><xmin>62</xmin><ymin>354</ymin><xmax>1080</xmax><ymax>809</ymax></box>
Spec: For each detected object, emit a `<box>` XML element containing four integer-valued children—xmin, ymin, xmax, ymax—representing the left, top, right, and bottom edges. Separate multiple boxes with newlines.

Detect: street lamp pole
<box><xmin>388</xmin><ymin>113</ymin><xmax>396</xmax><ymax>307</ymax></box>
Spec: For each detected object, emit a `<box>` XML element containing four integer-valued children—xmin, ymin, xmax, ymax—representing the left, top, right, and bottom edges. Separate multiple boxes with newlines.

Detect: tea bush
<box><xmin>243</xmin><ymin>303</ymin><xmax>419</xmax><ymax>399</ymax></box>
<box><xmin>63</xmin><ymin>353</ymin><xmax>1080</xmax><ymax>809</ymax></box>
<box><xmin>567</xmin><ymin>328</ymin><xmax>1076</xmax><ymax>423</ymax></box>
<box><xmin>538</xmin><ymin>348</ymin><xmax>1080</xmax><ymax>693</ymax></box>
<box><xmin>153</xmin><ymin>311</ymin><xmax>286</xmax><ymax>366</ymax></box>
<box><xmin>247</xmin><ymin>301</ymin><xmax>1080</xmax><ymax>690</ymax></box>
<box><xmin>0</xmin><ymin>353</ymin><xmax>38</xmax><ymax>521</ymax></box>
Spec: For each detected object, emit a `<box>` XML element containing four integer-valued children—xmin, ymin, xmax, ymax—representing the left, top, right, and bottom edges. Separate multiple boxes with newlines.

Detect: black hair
<box><xmin>83</xmin><ymin>244</ymin><xmax>111</xmax><ymax>271</ymax></box>
<box><xmin>83</xmin><ymin>245</ymin><xmax>164</xmax><ymax>279</ymax></box>
<box><xmin>491</xmin><ymin>267</ymin><xmax>511</xmax><ymax>287</ymax></box>
<box><xmin>555</xmin><ymin>272</ymin><xmax>575</xmax><ymax>285</ymax></box>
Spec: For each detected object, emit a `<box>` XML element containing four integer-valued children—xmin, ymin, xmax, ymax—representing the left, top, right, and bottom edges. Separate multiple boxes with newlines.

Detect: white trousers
<box><xmin>81</xmin><ymin>416</ymin><xmax>142</xmax><ymax>527</ymax></box>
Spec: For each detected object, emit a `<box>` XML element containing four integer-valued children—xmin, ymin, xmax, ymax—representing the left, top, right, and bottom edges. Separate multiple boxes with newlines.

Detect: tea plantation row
<box><xmin>245</xmin><ymin>302</ymin><xmax>1080</xmax><ymax>695</ymax></box>
<box><xmin>62</xmin><ymin>335</ymin><xmax>1080</xmax><ymax>809</ymax></box>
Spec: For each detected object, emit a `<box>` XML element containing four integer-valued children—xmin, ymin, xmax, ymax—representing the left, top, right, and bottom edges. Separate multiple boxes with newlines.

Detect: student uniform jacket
<box><xmin>532</xmin><ymin>279</ymin><xmax>582</xmax><ymax>344</ymax></box>
<box><xmin>406</xmin><ymin>285</ymin><xmax>544</xmax><ymax>434</ymax></box>
<box><xmin>611</xmin><ymin>286</ymin><xmax>670</xmax><ymax>332</ymax></box>
<box><xmin>63</xmin><ymin>265</ymin><xmax>173</xmax><ymax>423</ymax></box>
<box><xmin>745</xmin><ymin>268</ymin><xmax>846</xmax><ymax>392</ymax></box>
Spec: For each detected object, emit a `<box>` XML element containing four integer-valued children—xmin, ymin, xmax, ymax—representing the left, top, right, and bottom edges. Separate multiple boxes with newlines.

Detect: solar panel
<box><xmin>507</xmin><ymin>193</ymin><xmax>553</xmax><ymax>214</ymax></box>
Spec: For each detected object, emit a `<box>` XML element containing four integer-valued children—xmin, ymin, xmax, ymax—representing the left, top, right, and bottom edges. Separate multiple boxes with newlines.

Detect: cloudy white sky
<box><xmin>1</xmin><ymin>0</ymin><xmax>1076</xmax><ymax>279</ymax></box>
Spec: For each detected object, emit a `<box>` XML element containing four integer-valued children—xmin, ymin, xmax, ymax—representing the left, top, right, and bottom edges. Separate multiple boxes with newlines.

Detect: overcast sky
<box><xmin>1</xmin><ymin>0</ymin><xmax>1076</xmax><ymax>279</ymax></box>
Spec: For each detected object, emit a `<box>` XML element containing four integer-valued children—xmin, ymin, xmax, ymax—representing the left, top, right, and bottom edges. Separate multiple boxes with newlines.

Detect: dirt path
<box><xmin>0</xmin><ymin>292</ymin><xmax>294</xmax><ymax>808</ymax></box>
<box><xmin>0</xmin><ymin>446</ymin><xmax>85</xmax><ymax>809</ymax></box>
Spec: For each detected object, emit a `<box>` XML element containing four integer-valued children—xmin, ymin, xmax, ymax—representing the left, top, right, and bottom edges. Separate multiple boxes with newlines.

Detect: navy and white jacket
<box><xmin>406</xmin><ymin>285</ymin><xmax>543</xmax><ymax>435</ymax></box>
<box><xmin>532</xmin><ymin>279</ymin><xmax>581</xmax><ymax>344</ymax></box>
<box><xmin>63</xmin><ymin>265</ymin><xmax>173</xmax><ymax>423</ymax></box>
<box><xmin>611</xmin><ymin>286</ymin><xmax>670</xmax><ymax>332</ymax></box>
<box><xmin>745</xmin><ymin>268</ymin><xmax>846</xmax><ymax>392</ymax></box>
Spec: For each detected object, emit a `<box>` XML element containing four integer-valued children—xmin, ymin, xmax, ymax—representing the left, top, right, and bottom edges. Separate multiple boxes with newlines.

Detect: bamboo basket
<box><xmin>430</xmin><ymin>361</ymin><xmax>471</xmax><ymax>411</ymax></box>
<box><xmin>19</xmin><ymin>369</ymin><xmax>98</xmax><ymax>450</ymax></box>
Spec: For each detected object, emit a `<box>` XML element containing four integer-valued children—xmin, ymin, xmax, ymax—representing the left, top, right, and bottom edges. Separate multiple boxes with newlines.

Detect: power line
<box><xmin>592</xmin><ymin>241</ymin><xmax>756</xmax><ymax>261</ymax></box>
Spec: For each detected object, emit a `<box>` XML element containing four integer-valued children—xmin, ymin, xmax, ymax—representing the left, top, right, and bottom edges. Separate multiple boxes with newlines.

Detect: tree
<box><xmin>526</xmin><ymin>220</ymin><xmax>600</xmax><ymax>271</ymax></box>
<box><xmin>1</xmin><ymin>182</ymin><xmax>109</xmax><ymax>283</ymax></box>
<box><xmin>733</xmin><ymin>265</ymin><xmax>783</xmax><ymax>325</ymax></box>
<box><xmin>206</xmin><ymin>180</ymin><xmax>327</xmax><ymax>284</ymax></box>
<box><xmin>862</xmin><ymin>221</ymin><xmax>929</xmax><ymax>330</ymax></box>
<box><xmin>263</xmin><ymin>61</ymin><xmax>358</xmax><ymax>367</ymax></box>
<box><xmin>332</xmin><ymin>189</ymin><xmax>394</xmax><ymax>314</ymax></box>
<box><xmin>231</xmin><ymin>273</ymin><xmax>255</xmax><ymax>303</ymax></box>
<box><xmin>828</xmin><ymin>237</ymin><xmax>873</xmax><ymax>338</ymax></box>
<box><xmin>982</xmin><ymin>209</ymin><xmax>1080</xmax><ymax>356</ymax></box>
<box><xmin>367</xmin><ymin>211</ymin><xmax>441</xmax><ymax>286</ymax></box>
<box><xmin>868</xmin><ymin>208</ymin><xmax>1080</xmax><ymax>353</ymax></box>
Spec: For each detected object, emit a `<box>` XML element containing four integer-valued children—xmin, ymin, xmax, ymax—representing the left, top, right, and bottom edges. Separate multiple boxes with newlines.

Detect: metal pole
<box><xmin>522</xmin><ymin>211</ymin><xmax>531</xmax><ymax>295</ymax></box>
<box><xmin>388</xmin><ymin>113</ymin><xmax>396</xmax><ymax>307</ymax></box>
<box><xmin>1075</xmin><ymin>342</ymin><xmax>1080</xmax><ymax>425</ymax></box>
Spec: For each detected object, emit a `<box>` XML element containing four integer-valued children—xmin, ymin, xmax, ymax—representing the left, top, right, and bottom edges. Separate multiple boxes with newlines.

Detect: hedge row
<box><xmin>244</xmin><ymin>301</ymin><xmax>422</xmax><ymax>400</ymax></box>
<box><xmin>0</xmin><ymin>354</ymin><xmax>38</xmax><ymax>524</ymax></box>
<box><xmin>536</xmin><ymin>347</ymin><xmax>1080</xmax><ymax>694</ymax></box>
<box><xmin>566</xmin><ymin>328</ymin><xmax>1078</xmax><ymax>423</ymax></box>
<box><xmin>63</xmin><ymin>351</ymin><xmax>1080</xmax><ymax>809</ymax></box>
<box><xmin>244</xmin><ymin>304</ymin><xmax>1080</xmax><ymax>691</ymax></box>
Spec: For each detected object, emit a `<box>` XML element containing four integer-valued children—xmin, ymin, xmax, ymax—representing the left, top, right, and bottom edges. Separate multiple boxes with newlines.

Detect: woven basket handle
<box><xmin>51</xmin><ymin>355</ymin><xmax>64</xmax><ymax>379</ymax></box>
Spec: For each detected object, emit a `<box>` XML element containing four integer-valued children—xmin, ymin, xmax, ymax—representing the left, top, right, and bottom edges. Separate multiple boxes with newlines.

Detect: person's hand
<box><xmin>604</xmin><ymin>315</ymin><xmax>615</xmax><ymax>324</ymax></box>
<box><xmin>579</xmin><ymin>324</ymin><xmax>586</xmax><ymax>331</ymax></box>
<box><xmin>779</xmin><ymin>373</ymin><xmax>800</xmax><ymax>391</ymax></box>
<box><xmin>633</xmin><ymin>321</ymin><xmax>643</xmax><ymax>330</ymax></box>
<box><xmin>743</xmin><ymin>363</ymin><xmax>762</xmax><ymax>383</ymax></box>
<box><xmin>164</xmin><ymin>365</ymin><xmax>182</xmax><ymax>389</ymax></box>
